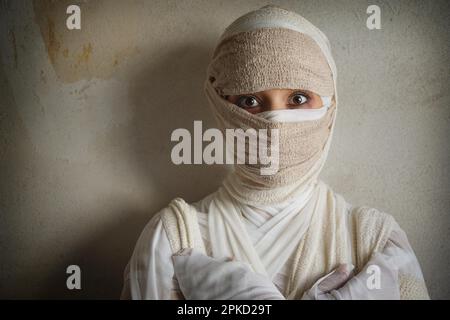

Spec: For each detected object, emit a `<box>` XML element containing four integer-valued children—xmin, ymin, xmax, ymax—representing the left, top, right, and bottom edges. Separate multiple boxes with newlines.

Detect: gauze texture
<box><xmin>207</xmin><ymin>28</ymin><xmax>334</xmax><ymax>96</ymax></box>
<box><xmin>204</xmin><ymin>6</ymin><xmax>338</xmax><ymax>205</ymax></box>
<box><xmin>204</xmin><ymin>80</ymin><xmax>335</xmax><ymax>203</ymax></box>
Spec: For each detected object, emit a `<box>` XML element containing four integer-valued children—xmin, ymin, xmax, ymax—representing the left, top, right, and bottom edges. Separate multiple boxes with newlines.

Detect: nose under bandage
<box><xmin>257</xmin><ymin>96</ymin><xmax>333</xmax><ymax>122</ymax></box>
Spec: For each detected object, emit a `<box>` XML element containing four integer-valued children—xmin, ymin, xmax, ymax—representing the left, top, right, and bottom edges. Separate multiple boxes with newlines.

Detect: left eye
<box><xmin>291</xmin><ymin>93</ymin><xmax>308</xmax><ymax>105</ymax></box>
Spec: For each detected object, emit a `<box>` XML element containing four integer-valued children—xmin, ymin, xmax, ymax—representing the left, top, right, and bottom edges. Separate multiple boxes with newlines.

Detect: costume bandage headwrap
<box><xmin>202</xmin><ymin>4</ymin><xmax>350</xmax><ymax>283</ymax></box>
<box><xmin>204</xmin><ymin>5</ymin><xmax>338</xmax><ymax>206</ymax></box>
<box><xmin>158</xmin><ymin>5</ymin><xmax>428</xmax><ymax>300</ymax></box>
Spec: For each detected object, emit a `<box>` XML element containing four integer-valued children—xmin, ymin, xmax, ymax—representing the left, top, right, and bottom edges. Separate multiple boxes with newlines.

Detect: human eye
<box><xmin>289</xmin><ymin>92</ymin><xmax>309</xmax><ymax>106</ymax></box>
<box><xmin>235</xmin><ymin>95</ymin><xmax>261</xmax><ymax>109</ymax></box>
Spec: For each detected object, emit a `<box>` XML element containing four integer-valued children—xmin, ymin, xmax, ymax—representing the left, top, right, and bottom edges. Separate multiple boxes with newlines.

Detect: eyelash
<box><xmin>289</xmin><ymin>92</ymin><xmax>309</xmax><ymax>105</ymax></box>
<box><xmin>236</xmin><ymin>92</ymin><xmax>310</xmax><ymax>109</ymax></box>
<box><xmin>236</xmin><ymin>96</ymin><xmax>260</xmax><ymax>109</ymax></box>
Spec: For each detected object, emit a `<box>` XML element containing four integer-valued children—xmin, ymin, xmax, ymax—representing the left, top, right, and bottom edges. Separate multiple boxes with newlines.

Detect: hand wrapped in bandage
<box><xmin>172</xmin><ymin>249</ymin><xmax>400</xmax><ymax>300</ymax></box>
<box><xmin>302</xmin><ymin>252</ymin><xmax>400</xmax><ymax>300</ymax></box>
<box><xmin>172</xmin><ymin>248</ymin><xmax>284</xmax><ymax>300</ymax></box>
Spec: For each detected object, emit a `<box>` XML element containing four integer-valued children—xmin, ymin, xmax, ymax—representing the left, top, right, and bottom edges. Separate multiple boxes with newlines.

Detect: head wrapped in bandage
<box><xmin>204</xmin><ymin>5</ymin><xmax>339</xmax><ymax>205</ymax></box>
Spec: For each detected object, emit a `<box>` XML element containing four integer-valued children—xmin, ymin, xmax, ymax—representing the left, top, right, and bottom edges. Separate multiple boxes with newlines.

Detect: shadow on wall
<box><xmin>38</xmin><ymin>203</ymin><xmax>153</xmax><ymax>299</ymax></box>
<box><xmin>37</xmin><ymin>44</ymin><xmax>229</xmax><ymax>299</ymax></box>
<box><xmin>0</xmin><ymin>61</ymin><xmax>35</xmax><ymax>299</ymax></box>
<box><xmin>127</xmin><ymin>43</ymin><xmax>230</xmax><ymax>207</ymax></box>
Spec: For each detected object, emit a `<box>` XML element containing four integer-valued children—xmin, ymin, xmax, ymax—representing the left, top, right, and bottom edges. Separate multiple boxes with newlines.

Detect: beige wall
<box><xmin>1</xmin><ymin>0</ymin><xmax>449</xmax><ymax>299</ymax></box>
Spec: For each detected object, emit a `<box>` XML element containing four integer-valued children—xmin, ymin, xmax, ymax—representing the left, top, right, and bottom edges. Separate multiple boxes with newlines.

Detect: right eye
<box><xmin>236</xmin><ymin>96</ymin><xmax>261</xmax><ymax>109</ymax></box>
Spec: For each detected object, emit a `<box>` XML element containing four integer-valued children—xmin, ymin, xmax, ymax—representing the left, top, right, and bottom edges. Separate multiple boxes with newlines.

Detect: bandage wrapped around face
<box><xmin>208</xmin><ymin>27</ymin><xmax>334</xmax><ymax>97</ymax></box>
<box><xmin>204</xmin><ymin>5</ymin><xmax>339</xmax><ymax>202</ymax></box>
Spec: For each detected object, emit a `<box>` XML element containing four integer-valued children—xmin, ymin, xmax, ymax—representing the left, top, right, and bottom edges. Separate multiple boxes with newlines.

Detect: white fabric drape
<box><xmin>121</xmin><ymin>192</ymin><xmax>428</xmax><ymax>299</ymax></box>
<box><xmin>208</xmin><ymin>182</ymin><xmax>315</xmax><ymax>279</ymax></box>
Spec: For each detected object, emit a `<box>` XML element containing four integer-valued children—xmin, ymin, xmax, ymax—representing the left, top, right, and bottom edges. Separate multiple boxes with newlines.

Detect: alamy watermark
<box><xmin>66</xmin><ymin>265</ymin><xmax>81</xmax><ymax>290</ymax></box>
<box><xmin>170</xmin><ymin>121</ymin><xmax>280</xmax><ymax>175</ymax></box>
